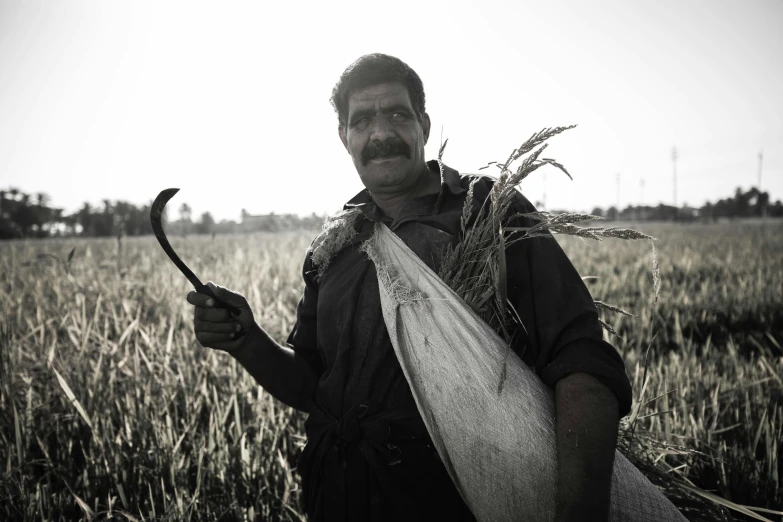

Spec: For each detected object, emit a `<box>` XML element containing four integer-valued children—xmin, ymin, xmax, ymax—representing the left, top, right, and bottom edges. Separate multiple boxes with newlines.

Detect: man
<box><xmin>187</xmin><ymin>54</ymin><xmax>632</xmax><ymax>521</ymax></box>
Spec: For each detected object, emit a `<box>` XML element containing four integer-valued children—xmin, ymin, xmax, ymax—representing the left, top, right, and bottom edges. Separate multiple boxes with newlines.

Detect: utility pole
<box><xmin>640</xmin><ymin>178</ymin><xmax>645</xmax><ymax>205</ymax></box>
<box><xmin>758</xmin><ymin>150</ymin><xmax>765</xmax><ymax>217</ymax></box>
<box><xmin>672</xmin><ymin>147</ymin><xmax>678</xmax><ymax>220</ymax></box>
<box><xmin>616</xmin><ymin>173</ymin><xmax>621</xmax><ymax>218</ymax></box>
<box><xmin>542</xmin><ymin>171</ymin><xmax>547</xmax><ymax>210</ymax></box>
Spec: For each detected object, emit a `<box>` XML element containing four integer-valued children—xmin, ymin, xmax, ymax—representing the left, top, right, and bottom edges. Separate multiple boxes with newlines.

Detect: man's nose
<box><xmin>368</xmin><ymin>115</ymin><xmax>396</xmax><ymax>141</ymax></box>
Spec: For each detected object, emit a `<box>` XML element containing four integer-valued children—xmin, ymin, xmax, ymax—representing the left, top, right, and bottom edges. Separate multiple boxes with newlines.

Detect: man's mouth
<box><xmin>369</xmin><ymin>153</ymin><xmax>403</xmax><ymax>161</ymax></box>
<box><xmin>361</xmin><ymin>140</ymin><xmax>411</xmax><ymax>165</ymax></box>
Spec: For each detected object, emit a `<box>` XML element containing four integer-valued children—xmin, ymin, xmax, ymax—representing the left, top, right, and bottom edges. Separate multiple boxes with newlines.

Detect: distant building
<box><xmin>240</xmin><ymin>209</ymin><xmax>280</xmax><ymax>232</ymax></box>
<box><xmin>240</xmin><ymin>209</ymin><xmax>323</xmax><ymax>233</ymax></box>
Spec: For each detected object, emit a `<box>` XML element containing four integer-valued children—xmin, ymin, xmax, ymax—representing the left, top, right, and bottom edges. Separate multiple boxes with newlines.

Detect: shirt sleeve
<box><xmin>286</xmin><ymin>247</ymin><xmax>325</xmax><ymax>378</ymax></box>
<box><xmin>504</xmin><ymin>190</ymin><xmax>633</xmax><ymax>417</ymax></box>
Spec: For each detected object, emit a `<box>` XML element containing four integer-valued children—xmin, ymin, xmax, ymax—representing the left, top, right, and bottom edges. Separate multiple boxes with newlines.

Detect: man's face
<box><xmin>339</xmin><ymin>82</ymin><xmax>431</xmax><ymax>195</ymax></box>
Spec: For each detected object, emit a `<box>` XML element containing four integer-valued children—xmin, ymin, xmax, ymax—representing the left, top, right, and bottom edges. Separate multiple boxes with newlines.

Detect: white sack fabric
<box><xmin>364</xmin><ymin>223</ymin><xmax>686</xmax><ymax>522</ymax></box>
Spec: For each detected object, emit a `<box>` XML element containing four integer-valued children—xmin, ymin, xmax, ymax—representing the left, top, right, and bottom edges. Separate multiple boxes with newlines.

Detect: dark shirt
<box><xmin>287</xmin><ymin>160</ymin><xmax>632</xmax><ymax>521</ymax></box>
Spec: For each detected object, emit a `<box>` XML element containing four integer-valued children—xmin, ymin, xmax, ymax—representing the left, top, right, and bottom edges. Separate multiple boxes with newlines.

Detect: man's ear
<box><xmin>422</xmin><ymin>113</ymin><xmax>431</xmax><ymax>145</ymax></box>
<box><xmin>338</xmin><ymin>125</ymin><xmax>348</xmax><ymax>151</ymax></box>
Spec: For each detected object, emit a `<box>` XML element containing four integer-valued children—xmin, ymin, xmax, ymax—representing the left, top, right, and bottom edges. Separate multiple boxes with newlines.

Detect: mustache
<box><xmin>361</xmin><ymin>139</ymin><xmax>411</xmax><ymax>165</ymax></box>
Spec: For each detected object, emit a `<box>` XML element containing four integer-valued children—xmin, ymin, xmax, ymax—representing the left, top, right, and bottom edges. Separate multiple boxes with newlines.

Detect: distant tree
<box><xmin>34</xmin><ymin>193</ymin><xmax>49</xmax><ymax>234</ymax></box>
<box><xmin>0</xmin><ymin>189</ymin><xmax>22</xmax><ymax>238</ymax></box>
<box><xmin>12</xmin><ymin>194</ymin><xmax>37</xmax><ymax>236</ymax></box>
<box><xmin>179</xmin><ymin>203</ymin><xmax>192</xmax><ymax>222</ymax></box>
<box><xmin>0</xmin><ymin>188</ymin><xmax>61</xmax><ymax>237</ymax></box>
<box><xmin>303</xmin><ymin>212</ymin><xmax>323</xmax><ymax>229</ymax></box>
<box><xmin>4</xmin><ymin>183</ymin><xmax>781</xmax><ymax>241</ymax></box>
<box><xmin>178</xmin><ymin>202</ymin><xmax>192</xmax><ymax>236</ymax></box>
<box><xmin>752</xmin><ymin>188</ymin><xmax>770</xmax><ymax>216</ymax></box>
<box><xmin>61</xmin><ymin>212</ymin><xmax>78</xmax><ymax>236</ymax></box>
<box><xmin>90</xmin><ymin>199</ymin><xmax>114</xmax><ymax>236</ymax></box>
<box><xmin>196</xmin><ymin>212</ymin><xmax>215</xmax><ymax>235</ymax></box>
<box><xmin>131</xmin><ymin>204</ymin><xmax>152</xmax><ymax>235</ymax></box>
<box><xmin>77</xmin><ymin>202</ymin><xmax>94</xmax><ymax>236</ymax></box>
<box><xmin>706</xmin><ymin>187</ymin><xmax>771</xmax><ymax>219</ymax></box>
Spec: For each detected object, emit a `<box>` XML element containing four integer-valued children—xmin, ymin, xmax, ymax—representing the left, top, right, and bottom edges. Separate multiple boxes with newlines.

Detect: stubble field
<box><xmin>1</xmin><ymin>220</ymin><xmax>781</xmax><ymax>521</ymax></box>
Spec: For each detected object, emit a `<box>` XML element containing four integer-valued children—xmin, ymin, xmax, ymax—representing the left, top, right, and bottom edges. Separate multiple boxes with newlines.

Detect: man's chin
<box><xmin>357</xmin><ymin>156</ymin><xmax>416</xmax><ymax>190</ymax></box>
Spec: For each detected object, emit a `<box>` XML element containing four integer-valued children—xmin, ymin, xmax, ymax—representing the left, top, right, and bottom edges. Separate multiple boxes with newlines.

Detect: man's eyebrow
<box><xmin>349</xmin><ymin>104</ymin><xmax>412</xmax><ymax>121</ymax></box>
<box><xmin>380</xmin><ymin>104</ymin><xmax>411</xmax><ymax>114</ymax></box>
<box><xmin>349</xmin><ymin>108</ymin><xmax>374</xmax><ymax>121</ymax></box>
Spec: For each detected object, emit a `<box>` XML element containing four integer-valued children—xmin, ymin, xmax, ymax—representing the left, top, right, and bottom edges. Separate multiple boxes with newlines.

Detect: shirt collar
<box><xmin>343</xmin><ymin>159</ymin><xmax>466</xmax><ymax>214</ymax></box>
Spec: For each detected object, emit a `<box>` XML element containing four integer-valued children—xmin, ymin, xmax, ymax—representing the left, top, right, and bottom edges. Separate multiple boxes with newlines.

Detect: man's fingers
<box><xmin>195</xmin><ymin>331</ymin><xmax>237</xmax><ymax>345</ymax></box>
<box><xmin>186</xmin><ymin>290</ymin><xmax>214</xmax><ymax>307</ymax></box>
<box><xmin>194</xmin><ymin>307</ymin><xmax>232</xmax><ymax>322</ymax></box>
<box><xmin>194</xmin><ymin>320</ymin><xmax>241</xmax><ymax>334</ymax></box>
<box><xmin>206</xmin><ymin>281</ymin><xmax>250</xmax><ymax>309</ymax></box>
<box><xmin>187</xmin><ymin>284</ymin><xmax>251</xmax><ymax>313</ymax></box>
<box><xmin>187</xmin><ymin>283</ymin><xmax>253</xmax><ymax>353</ymax></box>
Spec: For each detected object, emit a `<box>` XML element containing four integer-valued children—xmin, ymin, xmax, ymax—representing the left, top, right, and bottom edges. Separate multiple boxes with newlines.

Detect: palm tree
<box><xmin>179</xmin><ymin>202</ymin><xmax>192</xmax><ymax>236</ymax></box>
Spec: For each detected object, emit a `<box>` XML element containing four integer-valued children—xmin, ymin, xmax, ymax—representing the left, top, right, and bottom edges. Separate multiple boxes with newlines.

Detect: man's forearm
<box><xmin>230</xmin><ymin>323</ymin><xmax>318</xmax><ymax>412</ymax></box>
<box><xmin>554</xmin><ymin>372</ymin><xmax>619</xmax><ymax>522</ymax></box>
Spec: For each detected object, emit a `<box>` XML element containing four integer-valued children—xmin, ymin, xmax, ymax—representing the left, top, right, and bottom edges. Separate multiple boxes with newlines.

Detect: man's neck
<box><xmin>369</xmin><ymin>164</ymin><xmax>441</xmax><ymax>219</ymax></box>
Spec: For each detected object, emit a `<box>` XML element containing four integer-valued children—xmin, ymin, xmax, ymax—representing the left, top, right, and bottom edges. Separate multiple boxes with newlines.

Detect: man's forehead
<box><xmin>347</xmin><ymin>82</ymin><xmax>412</xmax><ymax>111</ymax></box>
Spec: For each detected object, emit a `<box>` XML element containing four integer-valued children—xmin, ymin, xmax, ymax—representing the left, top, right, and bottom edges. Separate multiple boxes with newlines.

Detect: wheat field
<box><xmin>1</xmin><ymin>220</ymin><xmax>781</xmax><ymax>521</ymax></box>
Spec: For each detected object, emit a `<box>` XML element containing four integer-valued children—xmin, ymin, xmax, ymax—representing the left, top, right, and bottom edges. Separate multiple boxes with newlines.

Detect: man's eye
<box><xmin>352</xmin><ymin>116</ymin><xmax>370</xmax><ymax>128</ymax></box>
<box><xmin>390</xmin><ymin>112</ymin><xmax>407</xmax><ymax>122</ymax></box>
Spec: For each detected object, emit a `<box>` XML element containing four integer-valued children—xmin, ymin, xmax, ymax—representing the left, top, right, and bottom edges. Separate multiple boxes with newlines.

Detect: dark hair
<box><xmin>330</xmin><ymin>53</ymin><xmax>426</xmax><ymax>127</ymax></box>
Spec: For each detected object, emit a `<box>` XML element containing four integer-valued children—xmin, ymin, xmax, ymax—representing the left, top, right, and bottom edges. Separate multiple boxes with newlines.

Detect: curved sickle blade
<box><xmin>150</xmin><ymin>188</ymin><xmax>204</xmax><ymax>289</ymax></box>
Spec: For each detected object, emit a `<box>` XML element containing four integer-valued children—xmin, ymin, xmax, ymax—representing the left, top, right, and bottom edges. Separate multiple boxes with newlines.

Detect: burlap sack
<box><xmin>364</xmin><ymin>223</ymin><xmax>686</xmax><ymax>522</ymax></box>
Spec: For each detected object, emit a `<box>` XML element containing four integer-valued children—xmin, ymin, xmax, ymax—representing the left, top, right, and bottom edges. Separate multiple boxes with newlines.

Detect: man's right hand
<box><xmin>187</xmin><ymin>281</ymin><xmax>256</xmax><ymax>354</ymax></box>
<box><xmin>187</xmin><ymin>281</ymin><xmax>316</xmax><ymax>412</ymax></box>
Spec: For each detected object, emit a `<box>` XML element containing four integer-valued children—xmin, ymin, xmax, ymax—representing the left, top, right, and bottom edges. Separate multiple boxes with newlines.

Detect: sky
<box><xmin>0</xmin><ymin>0</ymin><xmax>781</xmax><ymax>222</ymax></box>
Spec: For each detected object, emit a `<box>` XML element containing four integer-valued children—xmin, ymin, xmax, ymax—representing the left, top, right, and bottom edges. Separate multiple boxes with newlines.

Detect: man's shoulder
<box><xmin>450</xmin><ymin>170</ymin><xmax>494</xmax><ymax>200</ymax></box>
<box><xmin>453</xmin><ymin>170</ymin><xmax>536</xmax><ymax>211</ymax></box>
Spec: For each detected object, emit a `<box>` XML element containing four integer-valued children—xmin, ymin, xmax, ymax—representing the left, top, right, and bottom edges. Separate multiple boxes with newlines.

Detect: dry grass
<box><xmin>570</xmin><ymin>222</ymin><xmax>783</xmax><ymax>521</ymax></box>
<box><xmin>1</xmin><ymin>233</ymin><xmax>311</xmax><ymax>521</ymax></box>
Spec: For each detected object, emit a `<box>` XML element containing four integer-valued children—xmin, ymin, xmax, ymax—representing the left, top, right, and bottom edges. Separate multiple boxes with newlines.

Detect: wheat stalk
<box><xmin>438</xmin><ymin>126</ymin><xmax>655</xmax><ymax>338</ymax></box>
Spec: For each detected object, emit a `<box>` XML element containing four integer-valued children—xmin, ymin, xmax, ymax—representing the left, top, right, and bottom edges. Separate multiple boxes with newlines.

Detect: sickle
<box><xmin>150</xmin><ymin>189</ymin><xmax>246</xmax><ymax>330</ymax></box>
